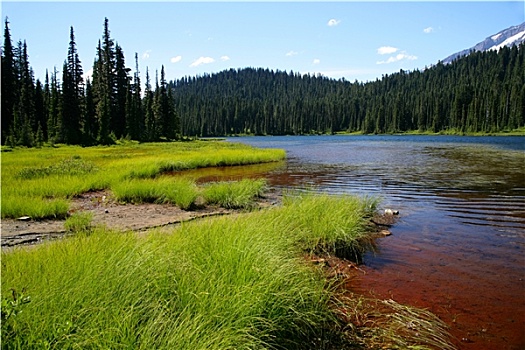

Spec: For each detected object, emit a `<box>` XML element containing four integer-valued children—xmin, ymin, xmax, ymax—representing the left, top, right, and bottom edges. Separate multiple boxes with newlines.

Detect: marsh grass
<box><xmin>112</xmin><ymin>177</ymin><xmax>199</xmax><ymax>210</ymax></box>
<box><xmin>17</xmin><ymin>156</ymin><xmax>98</xmax><ymax>179</ymax></box>
<box><xmin>1</xmin><ymin>193</ymin><xmax>454</xmax><ymax>349</ymax></box>
<box><xmin>202</xmin><ymin>178</ymin><xmax>267</xmax><ymax>209</ymax></box>
<box><xmin>64</xmin><ymin>212</ymin><xmax>94</xmax><ymax>232</ymax></box>
<box><xmin>280</xmin><ymin>192</ymin><xmax>379</xmax><ymax>261</ymax></box>
<box><xmin>0</xmin><ymin>196</ymin><xmax>70</xmax><ymax>220</ymax></box>
<box><xmin>1</xmin><ymin>195</ymin><xmax>356</xmax><ymax>349</ymax></box>
<box><xmin>1</xmin><ymin>141</ymin><xmax>285</xmax><ymax>219</ymax></box>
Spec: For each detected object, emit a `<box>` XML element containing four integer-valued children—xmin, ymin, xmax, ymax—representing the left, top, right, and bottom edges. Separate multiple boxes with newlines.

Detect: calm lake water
<box><xmin>226</xmin><ymin>135</ymin><xmax>525</xmax><ymax>350</ymax></box>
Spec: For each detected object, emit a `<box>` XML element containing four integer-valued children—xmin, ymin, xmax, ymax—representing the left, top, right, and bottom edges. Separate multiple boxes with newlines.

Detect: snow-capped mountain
<box><xmin>442</xmin><ymin>22</ymin><xmax>525</xmax><ymax>64</ymax></box>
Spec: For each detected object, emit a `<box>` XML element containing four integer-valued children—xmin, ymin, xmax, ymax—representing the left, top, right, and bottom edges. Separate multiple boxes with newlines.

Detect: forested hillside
<box><xmin>2</xmin><ymin>16</ymin><xmax>524</xmax><ymax>147</ymax></box>
<box><xmin>172</xmin><ymin>44</ymin><xmax>524</xmax><ymax>136</ymax></box>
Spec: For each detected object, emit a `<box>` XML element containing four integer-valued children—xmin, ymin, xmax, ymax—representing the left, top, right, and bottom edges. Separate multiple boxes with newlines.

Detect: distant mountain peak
<box><xmin>442</xmin><ymin>22</ymin><xmax>525</xmax><ymax>64</ymax></box>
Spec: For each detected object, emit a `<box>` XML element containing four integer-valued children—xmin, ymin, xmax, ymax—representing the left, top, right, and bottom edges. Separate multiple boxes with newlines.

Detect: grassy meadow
<box><xmin>1</xmin><ymin>140</ymin><xmax>285</xmax><ymax>219</ymax></box>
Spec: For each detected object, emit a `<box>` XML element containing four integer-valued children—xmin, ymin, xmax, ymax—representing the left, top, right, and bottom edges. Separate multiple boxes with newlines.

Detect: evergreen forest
<box><xmin>2</xmin><ymin>17</ymin><xmax>524</xmax><ymax>147</ymax></box>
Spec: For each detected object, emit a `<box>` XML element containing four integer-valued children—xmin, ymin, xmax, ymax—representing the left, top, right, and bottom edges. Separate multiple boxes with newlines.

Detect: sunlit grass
<box><xmin>1</xmin><ymin>195</ymin><xmax>360</xmax><ymax>349</ymax></box>
<box><xmin>112</xmin><ymin>177</ymin><xmax>199</xmax><ymax>210</ymax></box>
<box><xmin>279</xmin><ymin>192</ymin><xmax>379</xmax><ymax>261</ymax></box>
<box><xmin>2</xmin><ymin>193</ymin><xmax>454</xmax><ymax>349</ymax></box>
<box><xmin>64</xmin><ymin>212</ymin><xmax>94</xmax><ymax>233</ymax></box>
<box><xmin>1</xmin><ymin>141</ymin><xmax>286</xmax><ymax>219</ymax></box>
<box><xmin>202</xmin><ymin>178</ymin><xmax>267</xmax><ymax>209</ymax></box>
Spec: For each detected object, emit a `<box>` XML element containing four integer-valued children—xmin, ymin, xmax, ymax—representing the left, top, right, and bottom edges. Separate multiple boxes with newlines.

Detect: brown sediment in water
<box><xmin>347</xmin><ymin>235</ymin><xmax>525</xmax><ymax>350</ymax></box>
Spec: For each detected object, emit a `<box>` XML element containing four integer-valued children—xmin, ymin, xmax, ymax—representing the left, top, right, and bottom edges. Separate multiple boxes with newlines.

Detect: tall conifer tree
<box><xmin>60</xmin><ymin>26</ymin><xmax>84</xmax><ymax>144</ymax></box>
<box><xmin>1</xmin><ymin>18</ymin><xmax>17</xmax><ymax>144</ymax></box>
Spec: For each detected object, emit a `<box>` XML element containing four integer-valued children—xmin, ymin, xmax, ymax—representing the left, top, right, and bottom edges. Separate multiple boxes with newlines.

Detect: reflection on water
<box><xmin>226</xmin><ymin>135</ymin><xmax>525</xmax><ymax>350</ymax></box>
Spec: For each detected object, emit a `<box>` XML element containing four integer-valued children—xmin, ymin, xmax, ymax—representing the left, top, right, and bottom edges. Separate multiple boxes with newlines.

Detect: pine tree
<box><xmin>59</xmin><ymin>26</ymin><xmax>84</xmax><ymax>144</ymax></box>
<box><xmin>13</xmin><ymin>40</ymin><xmax>35</xmax><ymax>147</ymax></box>
<box><xmin>93</xmin><ymin>18</ymin><xmax>117</xmax><ymax>144</ymax></box>
<box><xmin>1</xmin><ymin>17</ymin><xmax>17</xmax><ymax>144</ymax></box>
<box><xmin>113</xmin><ymin>43</ymin><xmax>130</xmax><ymax>138</ymax></box>
<box><xmin>57</xmin><ymin>27</ymin><xmax>84</xmax><ymax>144</ymax></box>
<box><xmin>125</xmin><ymin>52</ymin><xmax>143</xmax><ymax>140</ymax></box>
<box><xmin>83</xmin><ymin>79</ymin><xmax>98</xmax><ymax>145</ymax></box>
<box><xmin>47</xmin><ymin>67</ymin><xmax>60</xmax><ymax>144</ymax></box>
<box><xmin>34</xmin><ymin>79</ymin><xmax>47</xmax><ymax>142</ymax></box>
<box><xmin>143</xmin><ymin>68</ymin><xmax>155</xmax><ymax>141</ymax></box>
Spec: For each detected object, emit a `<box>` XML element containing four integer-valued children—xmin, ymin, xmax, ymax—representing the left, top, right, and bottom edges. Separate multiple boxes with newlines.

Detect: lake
<box><xmin>226</xmin><ymin>135</ymin><xmax>525</xmax><ymax>350</ymax></box>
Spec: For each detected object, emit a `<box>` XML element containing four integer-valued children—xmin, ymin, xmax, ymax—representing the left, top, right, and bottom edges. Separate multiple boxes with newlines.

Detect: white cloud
<box><xmin>377</xmin><ymin>46</ymin><xmax>398</xmax><ymax>55</ymax></box>
<box><xmin>286</xmin><ymin>50</ymin><xmax>298</xmax><ymax>57</ymax></box>
<box><xmin>327</xmin><ymin>19</ymin><xmax>341</xmax><ymax>27</ymax></box>
<box><xmin>313</xmin><ymin>58</ymin><xmax>321</xmax><ymax>65</ymax></box>
<box><xmin>220</xmin><ymin>55</ymin><xmax>230</xmax><ymax>61</ymax></box>
<box><xmin>170</xmin><ymin>55</ymin><xmax>182</xmax><ymax>63</ymax></box>
<box><xmin>423</xmin><ymin>27</ymin><xmax>434</xmax><ymax>34</ymax></box>
<box><xmin>190</xmin><ymin>56</ymin><xmax>215</xmax><ymax>67</ymax></box>
<box><xmin>142</xmin><ymin>50</ymin><xmax>152</xmax><ymax>60</ymax></box>
<box><xmin>377</xmin><ymin>51</ymin><xmax>418</xmax><ymax>64</ymax></box>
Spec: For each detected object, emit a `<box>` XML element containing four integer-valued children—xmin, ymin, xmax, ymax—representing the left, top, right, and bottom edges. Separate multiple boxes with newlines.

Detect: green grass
<box><xmin>202</xmin><ymin>178</ymin><xmax>267</xmax><ymax>209</ymax></box>
<box><xmin>1</xmin><ymin>193</ymin><xmax>454</xmax><ymax>349</ymax></box>
<box><xmin>64</xmin><ymin>212</ymin><xmax>94</xmax><ymax>233</ymax></box>
<box><xmin>112</xmin><ymin>177</ymin><xmax>200</xmax><ymax>210</ymax></box>
<box><xmin>1</xmin><ymin>141</ymin><xmax>286</xmax><ymax>219</ymax></box>
<box><xmin>0</xmin><ymin>194</ymin><xmax>360</xmax><ymax>349</ymax></box>
<box><xmin>279</xmin><ymin>192</ymin><xmax>379</xmax><ymax>261</ymax></box>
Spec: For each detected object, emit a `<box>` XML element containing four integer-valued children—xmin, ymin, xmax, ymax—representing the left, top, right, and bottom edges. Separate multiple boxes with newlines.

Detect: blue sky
<box><xmin>1</xmin><ymin>1</ymin><xmax>524</xmax><ymax>84</ymax></box>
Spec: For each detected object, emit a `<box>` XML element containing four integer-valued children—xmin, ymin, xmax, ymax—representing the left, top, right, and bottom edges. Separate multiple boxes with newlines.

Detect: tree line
<box><xmin>2</xmin><ymin>17</ymin><xmax>524</xmax><ymax>147</ymax></box>
<box><xmin>1</xmin><ymin>18</ymin><xmax>180</xmax><ymax>147</ymax></box>
<box><xmin>171</xmin><ymin>44</ymin><xmax>524</xmax><ymax>136</ymax></box>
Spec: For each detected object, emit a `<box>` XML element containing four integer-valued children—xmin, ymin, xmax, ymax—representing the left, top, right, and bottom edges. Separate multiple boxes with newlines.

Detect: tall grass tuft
<box><xmin>0</xmin><ymin>196</ymin><xmax>69</xmax><ymax>220</ymax></box>
<box><xmin>112</xmin><ymin>177</ymin><xmax>199</xmax><ymax>210</ymax></box>
<box><xmin>279</xmin><ymin>192</ymin><xmax>379</xmax><ymax>262</ymax></box>
<box><xmin>202</xmin><ymin>178</ymin><xmax>267</xmax><ymax>209</ymax></box>
<box><xmin>64</xmin><ymin>212</ymin><xmax>94</xmax><ymax>232</ymax></box>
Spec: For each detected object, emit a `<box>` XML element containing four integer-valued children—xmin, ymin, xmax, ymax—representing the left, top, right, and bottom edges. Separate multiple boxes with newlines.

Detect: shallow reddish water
<box><xmin>223</xmin><ymin>135</ymin><xmax>525</xmax><ymax>350</ymax></box>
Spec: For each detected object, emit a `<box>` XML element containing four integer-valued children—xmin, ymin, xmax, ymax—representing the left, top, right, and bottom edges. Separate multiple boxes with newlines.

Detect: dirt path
<box><xmin>1</xmin><ymin>190</ymin><xmax>282</xmax><ymax>248</ymax></box>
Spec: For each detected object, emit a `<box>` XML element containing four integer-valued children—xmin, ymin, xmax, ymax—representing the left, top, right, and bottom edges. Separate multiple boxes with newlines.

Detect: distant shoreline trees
<box><xmin>1</xmin><ymin>17</ymin><xmax>523</xmax><ymax>147</ymax></box>
<box><xmin>171</xmin><ymin>45</ymin><xmax>524</xmax><ymax>136</ymax></box>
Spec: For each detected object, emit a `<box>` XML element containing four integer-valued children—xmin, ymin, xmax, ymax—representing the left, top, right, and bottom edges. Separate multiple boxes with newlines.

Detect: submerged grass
<box><xmin>1</xmin><ymin>193</ymin><xmax>454</xmax><ymax>349</ymax></box>
<box><xmin>1</xmin><ymin>141</ymin><xmax>285</xmax><ymax>219</ymax></box>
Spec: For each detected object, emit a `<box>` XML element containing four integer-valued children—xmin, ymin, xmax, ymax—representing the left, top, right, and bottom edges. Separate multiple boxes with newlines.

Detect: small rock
<box><xmin>379</xmin><ymin>230</ymin><xmax>392</xmax><ymax>236</ymax></box>
<box><xmin>384</xmin><ymin>209</ymin><xmax>399</xmax><ymax>215</ymax></box>
<box><xmin>105</xmin><ymin>209</ymin><xmax>109</xmax><ymax>213</ymax></box>
<box><xmin>17</xmin><ymin>216</ymin><xmax>31</xmax><ymax>221</ymax></box>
